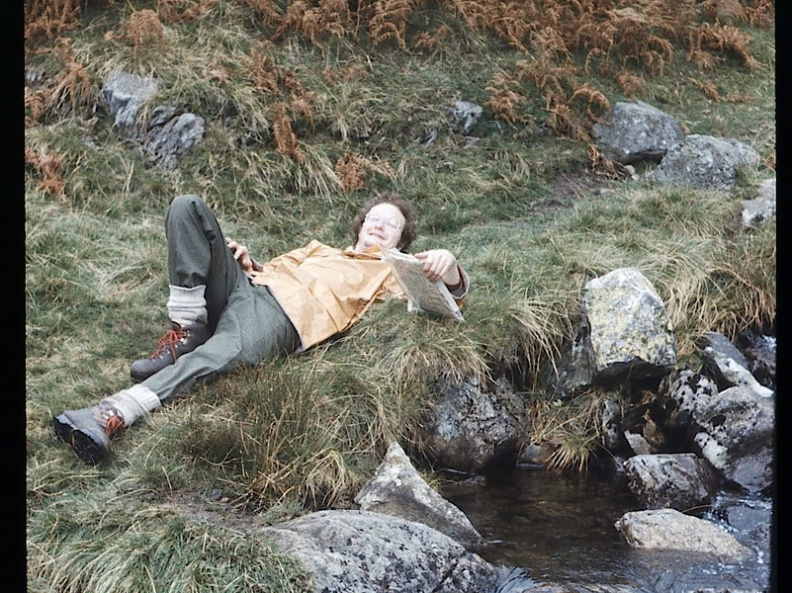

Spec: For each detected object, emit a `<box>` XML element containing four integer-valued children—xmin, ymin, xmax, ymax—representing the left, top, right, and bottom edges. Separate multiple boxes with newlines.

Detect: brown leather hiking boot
<box><xmin>53</xmin><ymin>403</ymin><xmax>125</xmax><ymax>464</ymax></box>
<box><xmin>130</xmin><ymin>321</ymin><xmax>210</xmax><ymax>382</ymax></box>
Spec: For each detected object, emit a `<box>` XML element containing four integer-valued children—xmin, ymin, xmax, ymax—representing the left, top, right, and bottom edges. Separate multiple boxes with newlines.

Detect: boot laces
<box><xmin>97</xmin><ymin>405</ymin><xmax>124</xmax><ymax>437</ymax></box>
<box><xmin>151</xmin><ymin>326</ymin><xmax>187</xmax><ymax>361</ymax></box>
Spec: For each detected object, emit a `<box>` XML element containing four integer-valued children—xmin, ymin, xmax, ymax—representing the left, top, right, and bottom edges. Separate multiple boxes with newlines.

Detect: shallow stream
<box><xmin>441</xmin><ymin>466</ymin><xmax>773</xmax><ymax>592</ymax></box>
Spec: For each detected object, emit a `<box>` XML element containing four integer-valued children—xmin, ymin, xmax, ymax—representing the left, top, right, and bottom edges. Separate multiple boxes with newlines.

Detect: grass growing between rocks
<box><xmin>26</xmin><ymin>1</ymin><xmax>774</xmax><ymax>591</ymax></box>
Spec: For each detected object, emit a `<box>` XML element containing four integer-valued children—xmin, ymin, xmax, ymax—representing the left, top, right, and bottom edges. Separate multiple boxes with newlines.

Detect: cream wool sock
<box><xmin>103</xmin><ymin>384</ymin><xmax>162</xmax><ymax>427</ymax></box>
<box><xmin>167</xmin><ymin>284</ymin><xmax>208</xmax><ymax>326</ymax></box>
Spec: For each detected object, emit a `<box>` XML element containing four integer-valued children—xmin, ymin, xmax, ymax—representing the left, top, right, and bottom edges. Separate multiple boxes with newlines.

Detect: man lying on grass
<box><xmin>53</xmin><ymin>192</ymin><xmax>469</xmax><ymax>464</ymax></box>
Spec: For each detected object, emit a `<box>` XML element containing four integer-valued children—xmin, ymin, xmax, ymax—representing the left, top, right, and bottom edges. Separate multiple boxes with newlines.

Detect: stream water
<box><xmin>441</xmin><ymin>466</ymin><xmax>774</xmax><ymax>592</ymax></box>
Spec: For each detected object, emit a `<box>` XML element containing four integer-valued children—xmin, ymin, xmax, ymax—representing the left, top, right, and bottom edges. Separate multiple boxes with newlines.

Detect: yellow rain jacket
<box><xmin>248</xmin><ymin>240</ymin><xmax>467</xmax><ymax>350</ymax></box>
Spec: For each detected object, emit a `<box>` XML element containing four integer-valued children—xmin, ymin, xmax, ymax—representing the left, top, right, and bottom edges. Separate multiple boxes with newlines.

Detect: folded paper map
<box><xmin>384</xmin><ymin>249</ymin><xmax>465</xmax><ymax>321</ymax></box>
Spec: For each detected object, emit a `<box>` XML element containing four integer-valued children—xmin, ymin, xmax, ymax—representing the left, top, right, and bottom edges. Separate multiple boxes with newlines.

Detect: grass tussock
<box><xmin>26</xmin><ymin>1</ymin><xmax>773</xmax><ymax>591</ymax></box>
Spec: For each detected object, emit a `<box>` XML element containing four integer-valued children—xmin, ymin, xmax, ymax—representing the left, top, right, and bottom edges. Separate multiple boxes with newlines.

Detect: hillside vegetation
<box><xmin>26</xmin><ymin>1</ymin><xmax>774</xmax><ymax>592</ymax></box>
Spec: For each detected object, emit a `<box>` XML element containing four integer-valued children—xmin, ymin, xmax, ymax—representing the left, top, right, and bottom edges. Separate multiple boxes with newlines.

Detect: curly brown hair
<box><xmin>352</xmin><ymin>191</ymin><xmax>418</xmax><ymax>252</ymax></box>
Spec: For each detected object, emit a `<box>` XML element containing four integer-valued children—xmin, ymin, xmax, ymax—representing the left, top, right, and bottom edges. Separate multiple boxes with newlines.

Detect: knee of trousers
<box><xmin>169</xmin><ymin>194</ymin><xmax>206</xmax><ymax>216</ymax></box>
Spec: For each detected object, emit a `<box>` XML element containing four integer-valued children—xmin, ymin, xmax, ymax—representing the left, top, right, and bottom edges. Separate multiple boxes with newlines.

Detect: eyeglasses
<box><xmin>364</xmin><ymin>212</ymin><xmax>403</xmax><ymax>231</ymax></box>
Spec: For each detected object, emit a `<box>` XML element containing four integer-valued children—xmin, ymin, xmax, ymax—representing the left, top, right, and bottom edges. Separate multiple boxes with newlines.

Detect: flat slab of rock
<box><xmin>614</xmin><ymin>508</ymin><xmax>752</xmax><ymax>563</ymax></box>
<box><xmin>264</xmin><ymin>510</ymin><xmax>500</xmax><ymax>593</ymax></box>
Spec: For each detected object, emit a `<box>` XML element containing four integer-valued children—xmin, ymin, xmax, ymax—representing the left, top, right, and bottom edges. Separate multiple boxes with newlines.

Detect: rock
<box><xmin>354</xmin><ymin>441</ymin><xmax>485</xmax><ymax>549</ymax></box>
<box><xmin>263</xmin><ymin>510</ymin><xmax>500</xmax><ymax>593</ymax></box>
<box><xmin>423</xmin><ymin>375</ymin><xmax>527</xmax><ymax>473</ymax></box>
<box><xmin>581</xmin><ymin>267</ymin><xmax>677</xmax><ymax>382</ymax></box>
<box><xmin>647</xmin><ymin>134</ymin><xmax>761</xmax><ymax>191</ymax></box>
<box><xmin>623</xmin><ymin>453</ymin><xmax>720</xmax><ymax>510</ymax></box>
<box><xmin>592</xmin><ymin>101</ymin><xmax>685</xmax><ymax>164</ymax></box>
<box><xmin>736</xmin><ymin>330</ymin><xmax>776</xmax><ymax>390</ymax></box>
<box><xmin>691</xmin><ymin>385</ymin><xmax>774</xmax><ymax>493</ymax></box>
<box><xmin>447</xmin><ymin>100</ymin><xmax>483</xmax><ymax>135</ymax></box>
<box><xmin>697</xmin><ymin>332</ymin><xmax>773</xmax><ymax>398</ymax></box>
<box><xmin>655</xmin><ymin>368</ymin><xmax>718</xmax><ymax>430</ymax></box>
<box><xmin>145</xmin><ymin>110</ymin><xmax>205</xmax><ymax>170</ymax></box>
<box><xmin>101</xmin><ymin>71</ymin><xmax>158</xmax><ymax>129</ymax></box>
<box><xmin>614</xmin><ymin>508</ymin><xmax>753</xmax><ymax>563</ymax></box>
<box><xmin>741</xmin><ymin>178</ymin><xmax>776</xmax><ymax>228</ymax></box>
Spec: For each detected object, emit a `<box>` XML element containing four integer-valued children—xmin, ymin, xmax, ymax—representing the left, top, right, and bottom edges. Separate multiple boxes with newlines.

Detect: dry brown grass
<box><xmin>25</xmin><ymin>146</ymin><xmax>67</xmax><ymax>204</ymax></box>
<box><xmin>25</xmin><ymin>0</ymin><xmax>773</xmax><ymax>142</ymax></box>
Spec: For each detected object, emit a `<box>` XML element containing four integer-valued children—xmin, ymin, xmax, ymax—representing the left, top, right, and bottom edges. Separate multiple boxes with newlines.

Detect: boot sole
<box><xmin>52</xmin><ymin>415</ymin><xmax>109</xmax><ymax>464</ymax></box>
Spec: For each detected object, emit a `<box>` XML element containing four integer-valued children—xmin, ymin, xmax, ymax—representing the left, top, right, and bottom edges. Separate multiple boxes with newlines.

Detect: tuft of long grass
<box><xmin>27</xmin><ymin>491</ymin><xmax>312</xmax><ymax>593</ymax></box>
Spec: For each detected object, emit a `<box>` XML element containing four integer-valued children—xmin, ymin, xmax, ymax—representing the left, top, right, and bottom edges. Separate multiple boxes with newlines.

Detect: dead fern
<box><xmin>334</xmin><ymin>153</ymin><xmax>396</xmax><ymax>192</ymax></box>
<box><xmin>157</xmin><ymin>0</ymin><xmax>218</xmax><ymax>24</ymax></box>
<box><xmin>484</xmin><ymin>71</ymin><xmax>529</xmax><ymax>125</ymax></box>
<box><xmin>614</xmin><ymin>69</ymin><xmax>645</xmax><ymax>98</ymax></box>
<box><xmin>106</xmin><ymin>9</ymin><xmax>167</xmax><ymax>49</ymax></box>
<box><xmin>586</xmin><ymin>144</ymin><xmax>630</xmax><ymax>180</ymax></box>
<box><xmin>689</xmin><ymin>22</ymin><xmax>762</xmax><ymax>70</ymax></box>
<box><xmin>25</xmin><ymin>0</ymin><xmax>116</xmax><ymax>46</ymax></box>
<box><xmin>369</xmin><ymin>0</ymin><xmax>424</xmax><ymax>49</ymax></box>
<box><xmin>44</xmin><ymin>37</ymin><xmax>94</xmax><ymax>118</ymax></box>
<box><xmin>686</xmin><ymin>76</ymin><xmax>723</xmax><ymax>102</ymax></box>
<box><xmin>25</xmin><ymin>86</ymin><xmax>47</xmax><ymax>125</ymax></box>
<box><xmin>335</xmin><ymin>153</ymin><xmax>369</xmax><ymax>191</ymax></box>
<box><xmin>272</xmin><ymin>102</ymin><xmax>305</xmax><ymax>163</ymax></box>
<box><xmin>25</xmin><ymin>146</ymin><xmax>67</xmax><ymax>204</ymax></box>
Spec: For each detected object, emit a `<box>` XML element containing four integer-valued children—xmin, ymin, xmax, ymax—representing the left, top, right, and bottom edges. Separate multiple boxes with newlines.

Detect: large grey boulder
<box><xmin>354</xmin><ymin>441</ymin><xmax>485</xmax><ymax>549</ymax></box>
<box><xmin>592</xmin><ymin>101</ymin><xmax>685</xmax><ymax>164</ymax></box>
<box><xmin>692</xmin><ymin>385</ymin><xmax>774</xmax><ymax>493</ymax></box>
<box><xmin>614</xmin><ymin>508</ymin><xmax>753</xmax><ymax>563</ymax></box>
<box><xmin>581</xmin><ymin>267</ymin><xmax>676</xmax><ymax>382</ymax></box>
<box><xmin>623</xmin><ymin>453</ymin><xmax>720</xmax><ymax>510</ymax></box>
<box><xmin>263</xmin><ymin>510</ymin><xmax>500</xmax><ymax>593</ymax></box>
<box><xmin>423</xmin><ymin>375</ymin><xmax>527</xmax><ymax>473</ymax></box>
<box><xmin>647</xmin><ymin>134</ymin><xmax>761</xmax><ymax>191</ymax></box>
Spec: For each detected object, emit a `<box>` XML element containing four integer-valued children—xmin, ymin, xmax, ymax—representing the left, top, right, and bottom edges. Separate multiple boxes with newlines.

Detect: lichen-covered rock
<box><xmin>264</xmin><ymin>510</ymin><xmax>500</xmax><ymax>593</ymax></box>
<box><xmin>741</xmin><ymin>177</ymin><xmax>776</xmax><ymax>228</ymax></box>
<box><xmin>582</xmin><ymin>267</ymin><xmax>676</xmax><ymax>381</ymax></box>
<box><xmin>100</xmin><ymin>71</ymin><xmax>158</xmax><ymax>129</ymax></box>
<box><xmin>423</xmin><ymin>375</ymin><xmax>527</xmax><ymax>473</ymax></box>
<box><xmin>692</xmin><ymin>385</ymin><xmax>774</xmax><ymax>493</ymax></box>
<box><xmin>592</xmin><ymin>101</ymin><xmax>685</xmax><ymax>164</ymax></box>
<box><xmin>647</xmin><ymin>134</ymin><xmax>760</xmax><ymax>191</ymax></box>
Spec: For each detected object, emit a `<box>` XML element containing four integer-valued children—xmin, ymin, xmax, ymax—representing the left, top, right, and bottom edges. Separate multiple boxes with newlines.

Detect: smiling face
<box><xmin>354</xmin><ymin>202</ymin><xmax>406</xmax><ymax>252</ymax></box>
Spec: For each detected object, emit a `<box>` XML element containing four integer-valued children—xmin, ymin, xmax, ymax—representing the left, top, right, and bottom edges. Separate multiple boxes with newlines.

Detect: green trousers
<box><xmin>141</xmin><ymin>195</ymin><xmax>300</xmax><ymax>404</ymax></box>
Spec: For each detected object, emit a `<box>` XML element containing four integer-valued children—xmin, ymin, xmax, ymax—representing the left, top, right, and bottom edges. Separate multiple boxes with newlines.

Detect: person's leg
<box><xmin>131</xmin><ymin>194</ymin><xmax>251</xmax><ymax>381</ymax></box>
<box><xmin>141</xmin><ymin>285</ymin><xmax>300</xmax><ymax>404</ymax></box>
<box><xmin>53</xmin><ymin>285</ymin><xmax>300</xmax><ymax>463</ymax></box>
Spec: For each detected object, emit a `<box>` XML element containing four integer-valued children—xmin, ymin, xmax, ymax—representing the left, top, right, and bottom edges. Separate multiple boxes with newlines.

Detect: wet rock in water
<box><xmin>655</xmin><ymin>368</ymin><xmax>718</xmax><ymax>431</ymax></box>
<box><xmin>614</xmin><ymin>508</ymin><xmax>752</xmax><ymax>563</ymax></box>
<box><xmin>691</xmin><ymin>385</ymin><xmax>774</xmax><ymax>493</ymax></box>
<box><xmin>354</xmin><ymin>441</ymin><xmax>485</xmax><ymax>550</ymax></box>
<box><xmin>622</xmin><ymin>453</ymin><xmax>721</xmax><ymax>510</ymax></box>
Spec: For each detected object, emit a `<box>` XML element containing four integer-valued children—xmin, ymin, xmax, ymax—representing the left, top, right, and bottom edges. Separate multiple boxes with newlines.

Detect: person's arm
<box><xmin>413</xmin><ymin>249</ymin><xmax>468</xmax><ymax>297</ymax></box>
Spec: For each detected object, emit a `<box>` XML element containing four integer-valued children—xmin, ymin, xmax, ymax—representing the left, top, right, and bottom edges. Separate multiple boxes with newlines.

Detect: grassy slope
<box><xmin>26</xmin><ymin>2</ymin><xmax>775</xmax><ymax>591</ymax></box>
